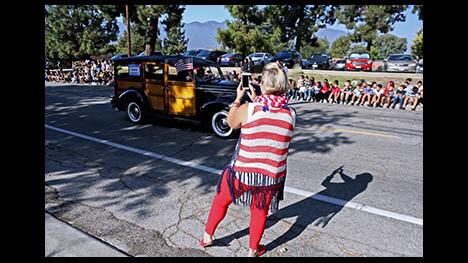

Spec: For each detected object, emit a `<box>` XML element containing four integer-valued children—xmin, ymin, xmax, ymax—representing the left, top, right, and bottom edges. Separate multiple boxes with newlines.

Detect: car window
<box><xmin>144</xmin><ymin>63</ymin><xmax>164</xmax><ymax>81</ymax></box>
<box><xmin>349</xmin><ymin>53</ymin><xmax>370</xmax><ymax>59</ymax></box>
<box><xmin>388</xmin><ymin>55</ymin><xmax>413</xmax><ymax>61</ymax></box>
<box><xmin>168</xmin><ymin>65</ymin><xmax>193</xmax><ymax>82</ymax></box>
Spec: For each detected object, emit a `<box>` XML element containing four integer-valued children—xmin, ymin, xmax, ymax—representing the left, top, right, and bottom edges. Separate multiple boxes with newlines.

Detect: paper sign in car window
<box><xmin>129</xmin><ymin>64</ymin><xmax>141</xmax><ymax>76</ymax></box>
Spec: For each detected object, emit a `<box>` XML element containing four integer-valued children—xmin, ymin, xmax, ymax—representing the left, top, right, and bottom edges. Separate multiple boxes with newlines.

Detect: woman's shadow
<box><xmin>214</xmin><ymin>166</ymin><xmax>373</xmax><ymax>251</ymax></box>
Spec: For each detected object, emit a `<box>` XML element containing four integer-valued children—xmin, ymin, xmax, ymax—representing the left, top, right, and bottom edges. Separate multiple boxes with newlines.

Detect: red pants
<box><xmin>205</xmin><ymin>170</ymin><xmax>272</xmax><ymax>250</ymax></box>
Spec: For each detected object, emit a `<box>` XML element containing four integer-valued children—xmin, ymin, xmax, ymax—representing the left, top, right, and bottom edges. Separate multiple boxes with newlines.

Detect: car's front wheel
<box><xmin>211</xmin><ymin>110</ymin><xmax>236</xmax><ymax>138</ymax></box>
<box><xmin>126</xmin><ymin>100</ymin><xmax>145</xmax><ymax>124</ymax></box>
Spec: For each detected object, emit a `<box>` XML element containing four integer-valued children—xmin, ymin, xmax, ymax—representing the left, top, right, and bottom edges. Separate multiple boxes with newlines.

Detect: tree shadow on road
<box><xmin>214</xmin><ymin>167</ymin><xmax>373</xmax><ymax>251</ymax></box>
<box><xmin>45</xmin><ymin>84</ymin><xmax>357</xmax><ymax>218</ymax></box>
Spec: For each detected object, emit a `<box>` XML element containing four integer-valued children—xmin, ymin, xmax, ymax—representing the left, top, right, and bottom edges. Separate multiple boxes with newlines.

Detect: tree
<box><xmin>348</xmin><ymin>44</ymin><xmax>367</xmax><ymax>54</ymax></box>
<box><xmin>336</xmin><ymin>5</ymin><xmax>407</xmax><ymax>51</ymax></box>
<box><xmin>300</xmin><ymin>38</ymin><xmax>329</xmax><ymax>58</ymax></box>
<box><xmin>373</xmin><ymin>34</ymin><xmax>407</xmax><ymax>59</ymax></box>
<box><xmin>263</xmin><ymin>5</ymin><xmax>336</xmax><ymax>52</ymax></box>
<box><xmin>161</xmin><ymin>5</ymin><xmax>188</xmax><ymax>55</ymax></box>
<box><xmin>98</xmin><ymin>5</ymin><xmax>164</xmax><ymax>55</ymax></box>
<box><xmin>136</xmin><ymin>5</ymin><xmax>165</xmax><ymax>55</ymax></box>
<box><xmin>115</xmin><ymin>22</ymin><xmax>146</xmax><ymax>55</ymax></box>
<box><xmin>45</xmin><ymin>5</ymin><xmax>118</xmax><ymax>65</ymax></box>
<box><xmin>216</xmin><ymin>5</ymin><xmax>281</xmax><ymax>56</ymax></box>
<box><xmin>330</xmin><ymin>35</ymin><xmax>352</xmax><ymax>58</ymax></box>
<box><xmin>412</xmin><ymin>5</ymin><xmax>423</xmax><ymax>20</ymax></box>
<box><xmin>411</xmin><ymin>29</ymin><xmax>423</xmax><ymax>59</ymax></box>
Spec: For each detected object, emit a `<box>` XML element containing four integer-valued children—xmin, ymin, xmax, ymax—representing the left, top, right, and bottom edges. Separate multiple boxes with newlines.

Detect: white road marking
<box><xmin>45</xmin><ymin>124</ymin><xmax>423</xmax><ymax>226</ymax></box>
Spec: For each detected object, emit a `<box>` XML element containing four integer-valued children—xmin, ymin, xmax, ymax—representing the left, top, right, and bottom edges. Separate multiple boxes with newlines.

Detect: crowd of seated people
<box><xmin>45</xmin><ymin>59</ymin><xmax>114</xmax><ymax>86</ymax></box>
<box><xmin>288</xmin><ymin>76</ymin><xmax>423</xmax><ymax>111</ymax></box>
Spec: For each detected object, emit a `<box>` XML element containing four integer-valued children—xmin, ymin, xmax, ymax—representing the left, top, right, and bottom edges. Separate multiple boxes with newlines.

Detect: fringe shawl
<box><xmin>216</xmin><ymin>137</ymin><xmax>287</xmax><ymax>213</ymax></box>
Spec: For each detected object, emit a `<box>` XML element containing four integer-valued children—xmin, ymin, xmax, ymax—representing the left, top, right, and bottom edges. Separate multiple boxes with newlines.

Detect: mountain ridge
<box><xmin>117</xmin><ymin>20</ymin><xmax>347</xmax><ymax>51</ymax></box>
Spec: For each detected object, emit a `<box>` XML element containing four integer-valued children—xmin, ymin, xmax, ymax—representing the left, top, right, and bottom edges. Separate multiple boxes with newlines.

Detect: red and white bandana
<box><xmin>253</xmin><ymin>95</ymin><xmax>288</xmax><ymax>109</ymax></box>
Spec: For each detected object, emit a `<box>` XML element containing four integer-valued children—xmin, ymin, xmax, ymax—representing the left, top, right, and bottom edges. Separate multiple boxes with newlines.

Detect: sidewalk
<box><xmin>45</xmin><ymin>213</ymin><xmax>128</xmax><ymax>257</ymax></box>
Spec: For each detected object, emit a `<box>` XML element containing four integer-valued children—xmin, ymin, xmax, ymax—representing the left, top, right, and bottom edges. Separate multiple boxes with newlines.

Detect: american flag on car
<box><xmin>174</xmin><ymin>57</ymin><xmax>193</xmax><ymax>73</ymax></box>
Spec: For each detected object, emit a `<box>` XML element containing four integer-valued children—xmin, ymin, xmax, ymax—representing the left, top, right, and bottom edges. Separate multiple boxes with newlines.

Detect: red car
<box><xmin>345</xmin><ymin>53</ymin><xmax>373</xmax><ymax>71</ymax></box>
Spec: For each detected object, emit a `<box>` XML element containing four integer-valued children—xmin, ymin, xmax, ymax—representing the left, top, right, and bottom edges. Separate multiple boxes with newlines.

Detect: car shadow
<box><xmin>214</xmin><ymin>167</ymin><xmax>373</xmax><ymax>250</ymax></box>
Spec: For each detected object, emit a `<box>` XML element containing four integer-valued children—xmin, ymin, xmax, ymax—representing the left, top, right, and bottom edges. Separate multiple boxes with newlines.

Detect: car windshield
<box><xmin>251</xmin><ymin>53</ymin><xmax>264</xmax><ymax>58</ymax></box>
<box><xmin>310</xmin><ymin>54</ymin><xmax>328</xmax><ymax>60</ymax></box>
<box><xmin>336</xmin><ymin>60</ymin><xmax>346</xmax><ymax>63</ymax></box>
<box><xmin>349</xmin><ymin>53</ymin><xmax>370</xmax><ymax>59</ymax></box>
<box><xmin>195</xmin><ymin>64</ymin><xmax>224</xmax><ymax>81</ymax></box>
<box><xmin>276</xmin><ymin>51</ymin><xmax>292</xmax><ymax>58</ymax></box>
<box><xmin>197</xmin><ymin>51</ymin><xmax>210</xmax><ymax>56</ymax></box>
<box><xmin>388</xmin><ymin>55</ymin><xmax>413</xmax><ymax>61</ymax></box>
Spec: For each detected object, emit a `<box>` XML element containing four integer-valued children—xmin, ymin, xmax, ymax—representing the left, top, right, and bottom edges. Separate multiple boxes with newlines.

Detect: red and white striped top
<box><xmin>233</xmin><ymin>102</ymin><xmax>296</xmax><ymax>182</ymax></box>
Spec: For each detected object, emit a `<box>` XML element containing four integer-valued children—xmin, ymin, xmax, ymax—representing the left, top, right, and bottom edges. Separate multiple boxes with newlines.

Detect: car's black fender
<box><xmin>115</xmin><ymin>89</ymin><xmax>150</xmax><ymax>111</ymax></box>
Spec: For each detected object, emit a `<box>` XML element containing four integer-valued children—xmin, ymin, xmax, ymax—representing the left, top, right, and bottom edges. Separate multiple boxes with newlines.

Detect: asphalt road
<box><xmin>45</xmin><ymin>82</ymin><xmax>423</xmax><ymax>257</ymax></box>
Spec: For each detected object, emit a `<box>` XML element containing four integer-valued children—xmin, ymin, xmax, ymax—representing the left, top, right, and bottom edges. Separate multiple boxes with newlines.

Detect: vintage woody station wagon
<box><xmin>111</xmin><ymin>55</ymin><xmax>250</xmax><ymax>138</ymax></box>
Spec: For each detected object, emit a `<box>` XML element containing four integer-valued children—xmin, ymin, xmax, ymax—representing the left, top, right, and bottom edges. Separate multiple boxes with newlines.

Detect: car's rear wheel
<box><xmin>126</xmin><ymin>100</ymin><xmax>145</xmax><ymax>124</ymax></box>
<box><xmin>211</xmin><ymin>110</ymin><xmax>236</xmax><ymax>138</ymax></box>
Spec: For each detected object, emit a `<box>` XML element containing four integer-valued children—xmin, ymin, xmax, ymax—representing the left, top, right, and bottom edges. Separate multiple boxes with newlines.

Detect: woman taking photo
<box><xmin>200</xmin><ymin>62</ymin><xmax>296</xmax><ymax>257</ymax></box>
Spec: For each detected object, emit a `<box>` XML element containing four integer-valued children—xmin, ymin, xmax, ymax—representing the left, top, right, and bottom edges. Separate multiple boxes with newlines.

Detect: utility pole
<box><xmin>126</xmin><ymin>5</ymin><xmax>131</xmax><ymax>57</ymax></box>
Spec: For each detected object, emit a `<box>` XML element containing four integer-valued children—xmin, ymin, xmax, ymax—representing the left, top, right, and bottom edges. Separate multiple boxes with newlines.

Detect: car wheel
<box><xmin>211</xmin><ymin>110</ymin><xmax>236</xmax><ymax>138</ymax></box>
<box><xmin>126</xmin><ymin>100</ymin><xmax>145</xmax><ymax>124</ymax></box>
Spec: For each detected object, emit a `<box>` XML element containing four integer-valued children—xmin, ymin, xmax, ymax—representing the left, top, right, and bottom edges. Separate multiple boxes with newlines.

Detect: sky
<box><xmin>183</xmin><ymin>5</ymin><xmax>423</xmax><ymax>48</ymax></box>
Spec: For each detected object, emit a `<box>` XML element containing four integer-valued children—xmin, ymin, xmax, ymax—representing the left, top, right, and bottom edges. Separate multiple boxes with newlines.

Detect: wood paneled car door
<box><xmin>166</xmin><ymin>64</ymin><xmax>196</xmax><ymax>117</ymax></box>
<box><xmin>144</xmin><ymin>62</ymin><xmax>165</xmax><ymax>112</ymax></box>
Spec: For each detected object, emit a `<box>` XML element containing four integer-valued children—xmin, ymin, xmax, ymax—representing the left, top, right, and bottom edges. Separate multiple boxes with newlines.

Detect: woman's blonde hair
<box><xmin>260</xmin><ymin>62</ymin><xmax>288</xmax><ymax>95</ymax></box>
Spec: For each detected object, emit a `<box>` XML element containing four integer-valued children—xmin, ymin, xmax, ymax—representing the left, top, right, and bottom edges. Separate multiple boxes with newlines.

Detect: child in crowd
<box><xmin>391</xmin><ymin>84</ymin><xmax>407</xmax><ymax>109</ymax></box>
<box><xmin>340</xmin><ymin>80</ymin><xmax>353</xmax><ymax>105</ymax></box>
<box><xmin>329</xmin><ymin>80</ymin><xmax>341</xmax><ymax>104</ymax></box>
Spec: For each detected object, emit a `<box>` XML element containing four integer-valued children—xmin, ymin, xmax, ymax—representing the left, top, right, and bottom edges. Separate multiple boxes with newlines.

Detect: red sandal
<box><xmin>199</xmin><ymin>239</ymin><xmax>214</xmax><ymax>248</ymax></box>
<box><xmin>254</xmin><ymin>245</ymin><xmax>267</xmax><ymax>257</ymax></box>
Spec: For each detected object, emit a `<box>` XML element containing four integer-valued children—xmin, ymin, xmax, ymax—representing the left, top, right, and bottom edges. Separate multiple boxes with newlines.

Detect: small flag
<box><xmin>174</xmin><ymin>57</ymin><xmax>193</xmax><ymax>73</ymax></box>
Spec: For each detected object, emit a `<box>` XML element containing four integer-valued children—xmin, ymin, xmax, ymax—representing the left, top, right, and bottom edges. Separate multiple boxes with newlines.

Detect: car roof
<box><xmin>112</xmin><ymin>55</ymin><xmax>219</xmax><ymax>66</ymax></box>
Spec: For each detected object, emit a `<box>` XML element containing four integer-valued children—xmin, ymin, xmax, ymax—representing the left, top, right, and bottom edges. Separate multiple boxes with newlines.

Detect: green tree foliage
<box><xmin>412</xmin><ymin>5</ymin><xmax>423</xmax><ymax>20</ymax></box>
<box><xmin>45</xmin><ymin>5</ymin><xmax>118</xmax><ymax>64</ymax></box>
<box><xmin>300</xmin><ymin>38</ymin><xmax>330</xmax><ymax>58</ymax></box>
<box><xmin>373</xmin><ymin>34</ymin><xmax>407</xmax><ymax>59</ymax></box>
<box><xmin>263</xmin><ymin>5</ymin><xmax>336</xmax><ymax>52</ymax></box>
<box><xmin>162</xmin><ymin>5</ymin><xmax>188</xmax><ymax>55</ymax></box>
<box><xmin>98</xmin><ymin>5</ymin><xmax>164</xmax><ymax>55</ymax></box>
<box><xmin>330</xmin><ymin>35</ymin><xmax>352</xmax><ymax>58</ymax></box>
<box><xmin>216</xmin><ymin>5</ymin><xmax>280</xmax><ymax>56</ymax></box>
<box><xmin>411</xmin><ymin>29</ymin><xmax>423</xmax><ymax>59</ymax></box>
<box><xmin>348</xmin><ymin>44</ymin><xmax>367</xmax><ymax>54</ymax></box>
<box><xmin>115</xmin><ymin>23</ymin><xmax>146</xmax><ymax>55</ymax></box>
<box><xmin>336</xmin><ymin>5</ymin><xmax>407</xmax><ymax>51</ymax></box>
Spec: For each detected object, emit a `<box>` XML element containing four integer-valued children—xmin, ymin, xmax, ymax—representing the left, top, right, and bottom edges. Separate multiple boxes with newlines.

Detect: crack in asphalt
<box><xmin>45</xmin><ymin>184</ymin><xmax>211</xmax><ymax>257</ymax></box>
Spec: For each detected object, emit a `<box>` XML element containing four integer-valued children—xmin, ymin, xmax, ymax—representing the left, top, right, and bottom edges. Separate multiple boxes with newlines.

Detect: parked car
<box><xmin>247</xmin><ymin>52</ymin><xmax>274</xmax><ymax>67</ymax></box>
<box><xmin>331</xmin><ymin>59</ymin><xmax>346</xmax><ymax>70</ymax></box>
<box><xmin>307</xmin><ymin>53</ymin><xmax>332</xmax><ymax>69</ymax></box>
<box><xmin>138</xmin><ymin>51</ymin><xmax>163</xmax><ymax>56</ymax></box>
<box><xmin>183</xmin><ymin>49</ymin><xmax>201</xmax><ymax>57</ymax></box>
<box><xmin>384</xmin><ymin>54</ymin><xmax>417</xmax><ymax>73</ymax></box>
<box><xmin>345</xmin><ymin>53</ymin><xmax>373</xmax><ymax>71</ymax></box>
<box><xmin>217</xmin><ymin>53</ymin><xmax>244</xmax><ymax>67</ymax></box>
<box><xmin>416</xmin><ymin>58</ymin><xmax>423</xmax><ymax>74</ymax></box>
<box><xmin>301</xmin><ymin>59</ymin><xmax>311</xmax><ymax>69</ymax></box>
<box><xmin>110</xmin><ymin>55</ymin><xmax>257</xmax><ymax>138</ymax></box>
<box><xmin>271</xmin><ymin>50</ymin><xmax>302</xmax><ymax>68</ymax></box>
<box><xmin>195</xmin><ymin>50</ymin><xmax>227</xmax><ymax>63</ymax></box>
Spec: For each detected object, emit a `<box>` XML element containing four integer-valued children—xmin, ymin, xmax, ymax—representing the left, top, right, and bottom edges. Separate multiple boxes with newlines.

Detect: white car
<box><xmin>247</xmin><ymin>52</ymin><xmax>273</xmax><ymax>67</ymax></box>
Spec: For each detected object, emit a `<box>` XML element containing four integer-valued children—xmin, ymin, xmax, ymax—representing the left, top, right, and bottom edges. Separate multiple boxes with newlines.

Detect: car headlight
<box><xmin>346</xmin><ymin>60</ymin><xmax>351</xmax><ymax>64</ymax></box>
